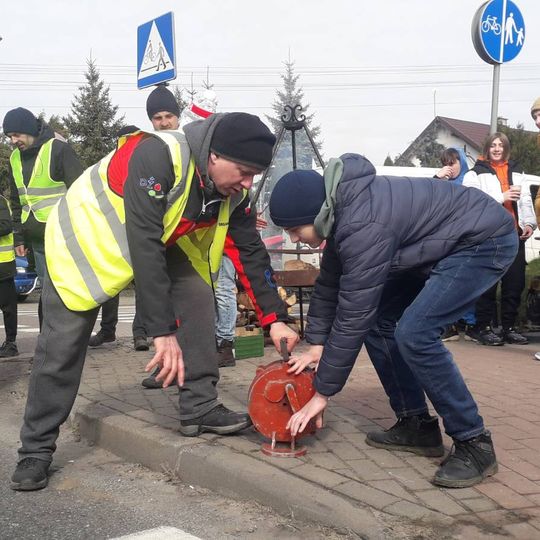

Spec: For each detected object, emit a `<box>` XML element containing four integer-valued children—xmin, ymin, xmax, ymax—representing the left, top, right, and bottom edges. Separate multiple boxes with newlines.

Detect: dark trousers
<box><xmin>365</xmin><ymin>232</ymin><xmax>517</xmax><ymax>440</ymax></box>
<box><xmin>99</xmin><ymin>291</ymin><xmax>146</xmax><ymax>338</ymax></box>
<box><xmin>475</xmin><ymin>236</ymin><xmax>526</xmax><ymax>329</ymax></box>
<box><xmin>18</xmin><ymin>245</ymin><xmax>220</xmax><ymax>463</ymax></box>
<box><xmin>0</xmin><ymin>277</ymin><xmax>17</xmax><ymax>342</ymax></box>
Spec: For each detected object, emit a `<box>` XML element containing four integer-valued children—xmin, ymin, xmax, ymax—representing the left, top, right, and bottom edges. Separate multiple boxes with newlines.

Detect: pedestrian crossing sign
<box><xmin>137</xmin><ymin>12</ymin><xmax>176</xmax><ymax>89</ymax></box>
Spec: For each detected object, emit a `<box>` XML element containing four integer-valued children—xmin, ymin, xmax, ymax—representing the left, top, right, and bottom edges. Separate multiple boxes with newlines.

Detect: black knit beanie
<box><xmin>269</xmin><ymin>170</ymin><xmax>326</xmax><ymax>228</ymax></box>
<box><xmin>146</xmin><ymin>86</ymin><xmax>180</xmax><ymax>119</ymax></box>
<box><xmin>2</xmin><ymin>107</ymin><xmax>39</xmax><ymax>137</ymax></box>
<box><xmin>210</xmin><ymin>113</ymin><xmax>276</xmax><ymax>170</ymax></box>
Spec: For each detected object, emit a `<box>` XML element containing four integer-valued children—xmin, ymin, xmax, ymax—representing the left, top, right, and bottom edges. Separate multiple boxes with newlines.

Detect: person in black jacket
<box><xmin>269</xmin><ymin>154</ymin><xmax>518</xmax><ymax>488</ymax></box>
<box><xmin>0</xmin><ymin>195</ymin><xmax>18</xmax><ymax>358</ymax></box>
<box><xmin>2</xmin><ymin>108</ymin><xmax>84</xmax><ymax>325</ymax></box>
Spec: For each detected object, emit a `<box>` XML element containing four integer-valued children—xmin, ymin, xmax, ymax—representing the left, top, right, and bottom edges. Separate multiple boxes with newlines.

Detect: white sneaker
<box><xmin>534</xmin><ymin>352</ymin><xmax>540</xmax><ymax>361</ymax></box>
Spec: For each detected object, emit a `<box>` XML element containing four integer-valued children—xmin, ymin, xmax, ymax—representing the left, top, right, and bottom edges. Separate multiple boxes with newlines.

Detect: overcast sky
<box><xmin>1</xmin><ymin>0</ymin><xmax>539</xmax><ymax>164</ymax></box>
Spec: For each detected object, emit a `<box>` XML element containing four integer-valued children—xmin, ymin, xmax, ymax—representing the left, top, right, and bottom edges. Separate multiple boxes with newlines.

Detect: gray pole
<box><xmin>490</xmin><ymin>63</ymin><xmax>500</xmax><ymax>134</ymax></box>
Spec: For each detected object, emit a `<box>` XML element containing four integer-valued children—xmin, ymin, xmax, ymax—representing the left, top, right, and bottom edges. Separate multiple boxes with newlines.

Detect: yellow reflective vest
<box><xmin>10</xmin><ymin>139</ymin><xmax>67</xmax><ymax>224</ymax></box>
<box><xmin>45</xmin><ymin>130</ymin><xmax>246</xmax><ymax>311</ymax></box>
<box><xmin>0</xmin><ymin>196</ymin><xmax>15</xmax><ymax>264</ymax></box>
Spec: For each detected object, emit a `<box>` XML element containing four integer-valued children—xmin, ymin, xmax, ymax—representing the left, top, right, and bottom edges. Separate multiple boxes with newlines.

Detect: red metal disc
<box><xmin>248</xmin><ymin>360</ymin><xmax>316</xmax><ymax>443</ymax></box>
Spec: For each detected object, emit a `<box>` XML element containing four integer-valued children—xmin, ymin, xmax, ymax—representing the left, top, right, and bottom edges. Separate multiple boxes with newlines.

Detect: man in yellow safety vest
<box><xmin>11</xmin><ymin>111</ymin><xmax>299</xmax><ymax>491</ymax></box>
<box><xmin>2</xmin><ymin>107</ymin><xmax>83</xmax><ymax>324</ymax></box>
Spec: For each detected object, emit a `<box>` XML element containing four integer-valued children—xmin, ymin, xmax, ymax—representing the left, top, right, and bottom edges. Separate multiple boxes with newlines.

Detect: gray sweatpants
<box><xmin>18</xmin><ymin>245</ymin><xmax>220</xmax><ymax>463</ymax></box>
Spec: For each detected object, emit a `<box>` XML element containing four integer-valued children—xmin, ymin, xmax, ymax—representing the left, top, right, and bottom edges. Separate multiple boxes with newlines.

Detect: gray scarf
<box><xmin>314</xmin><ymin>158</ymin><xmax>344</xmax><ymax>239</ymax></box>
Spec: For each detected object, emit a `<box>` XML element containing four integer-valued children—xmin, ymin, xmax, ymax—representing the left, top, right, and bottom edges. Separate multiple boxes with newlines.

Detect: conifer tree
<box><xmin>64</xmin><ymin>59</ymin><xmax>124</xmax><ymax>166</ymax></box>
<box><xmin>261</xmin><ymin>60</ymin><xmax>323</xmax><ymax>217</ymax></box>
<box><xmin>37</xmin><ymin>112</ymin><xmax>69</xmax><ymax>140</ymax></box>
<box><xmin>172</xmin><ymin>85</ymin><xmax>189</xmax><ymax>113</ymax></box>
<box><xmin>498</xmin><ymin>122</ymin><xmax>540</xmax><ymax>175</ymax></box>
<box><xmin>266</xmin><ymin>60</ymin><xmax>322</xmax><ymax>171</ymax></box>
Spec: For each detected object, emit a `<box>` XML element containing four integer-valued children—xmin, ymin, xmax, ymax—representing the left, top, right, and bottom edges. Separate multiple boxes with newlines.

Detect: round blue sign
<box><xmin>471</xmin><ymin>0</ymin><xmax>525</xmax><ymax>64</ymax></box>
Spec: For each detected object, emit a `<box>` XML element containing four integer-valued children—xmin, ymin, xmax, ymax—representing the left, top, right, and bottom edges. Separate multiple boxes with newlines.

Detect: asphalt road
<box><xmin>0</xmin><ymin>297</ymin><xmax>359</xmax><ymax>540</ymax></box>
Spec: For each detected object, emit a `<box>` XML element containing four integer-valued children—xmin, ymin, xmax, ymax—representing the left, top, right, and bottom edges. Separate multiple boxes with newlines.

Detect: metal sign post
<box><xmin>471</xmin><ymin>0</ymin><xmax>525</xmax><ymax>133</ymax></box>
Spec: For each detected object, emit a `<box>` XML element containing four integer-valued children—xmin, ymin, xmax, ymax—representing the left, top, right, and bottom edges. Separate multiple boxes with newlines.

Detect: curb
<box><xmin>70</xmin><ymin>397</ymin><xmax>402</xmax><ymax>538</ymax></box>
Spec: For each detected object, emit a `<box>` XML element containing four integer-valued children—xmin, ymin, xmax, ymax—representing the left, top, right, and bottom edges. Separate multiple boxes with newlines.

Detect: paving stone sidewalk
<box><xmin>74</xmin><ymin>334</ymin><xmax>540</xmax><ymax>539</ymax></box>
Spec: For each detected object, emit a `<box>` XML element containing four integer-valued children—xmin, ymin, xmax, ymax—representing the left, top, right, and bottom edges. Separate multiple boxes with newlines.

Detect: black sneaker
<box><xmin>133</xmin><ymin>336</ymin><xmax>149</xmax><ymax>351</ymax></box>
<box><xmin>88</xmin><ymin>330</ymin><xmax>116</xmax><ymax>348</ymax></box>
<box><xmin>441</xmin><ymin>325</ymin><xmax>459</xmax><ymax>342</ymax></box>
<box><xmin>217</xmin><ymin>339</ymin><xmax>236</xmax><ymax>368</ymax></box>
<box><xmin>366</xmin><ymin>414</ymin><xmax>444</xmax><ymax>457</ymax></box>
<box><xmin>179</xmin><ymin>404</ymin><xmax>252</xmax><ymax>437</ymax></box>
<box><xmin>433</xmin><ymin>430</ymin><xmax>498</xmax><ymax>488</ymax></box>
<box><xmin>141</xmin><ymin>366</ymin><xmax>163</xmax><ymax>389</ymax></box>
<box><xmin>475</xmin><ymin>326</ymin><xmax>504</xmax><ymax>346</ymax></box>
<box><xmin>502</xmin><ymin>328</ymin><xmax>528</xmax><ymax>345</ymax></box>
<box><xmin>463</xmin><ymin>325</ymin><xmax>478</xmax><ymax>342</ymax></box>
<box><xmin>11</xmin><ymin>458</ymin><xmax>50</xmax><ymax>491</ymax></box>
<box><xmin>0</xmin><ymin>341</ymin><xmax>19</xmax><ymax>358</ymax></box>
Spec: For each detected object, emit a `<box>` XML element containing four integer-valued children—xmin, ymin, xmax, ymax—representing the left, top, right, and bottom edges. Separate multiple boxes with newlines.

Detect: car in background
<box><xmin>15</xmin><ymin>255</ymin><xmax>39</xmax><ymax>302</ymax></box>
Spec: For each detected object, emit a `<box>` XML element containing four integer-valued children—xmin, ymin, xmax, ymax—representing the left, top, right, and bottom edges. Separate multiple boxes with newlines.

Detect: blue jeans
<box><xmin>31</xmin><ymin>239</ymin><xmax>46</xmax><ymax>282</ymax></box>
<box><xmin>215</xmin><ymin>255</ymin><xmax>237</xmax><ymax>343</ymax></box>
<box><xmin>366</xmin><ymin>232</ymin><xmax>517</xmax><ymax>441</ymax></box>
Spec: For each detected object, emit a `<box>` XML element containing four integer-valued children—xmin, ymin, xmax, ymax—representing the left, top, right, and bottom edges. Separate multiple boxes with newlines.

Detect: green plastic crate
<box><xmin>234</xmin><ymin>327</ymin><xmax>264</xmax><ymax>359</ymax></box>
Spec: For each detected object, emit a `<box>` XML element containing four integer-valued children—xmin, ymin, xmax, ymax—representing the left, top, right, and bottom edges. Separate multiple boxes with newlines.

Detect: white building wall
<box><xmin>435</xmin><ymin>127</ymin><xmax>481</xmax><ymax>164</ymax></box>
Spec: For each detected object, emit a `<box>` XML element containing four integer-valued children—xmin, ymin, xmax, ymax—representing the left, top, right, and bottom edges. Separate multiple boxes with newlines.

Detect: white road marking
<box><xmin>1</xmin><ymin>325</ymin><xmax>40</xmax><ymax>333</ymax></box>
<box><xmin>17</xmin><ymin>328</ymin><xmax>41</xmax><ymax>333</ymax></box>
<box><xmin>111</xmin><ymin>527</ymin><xmax>202</xmax><ymax>539</ymax></box>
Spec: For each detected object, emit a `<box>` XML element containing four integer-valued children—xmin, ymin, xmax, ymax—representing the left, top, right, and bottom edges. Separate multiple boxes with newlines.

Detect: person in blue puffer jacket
<box><xmin>269</xmin><ymin>153</ymin><xmax>517</xmax><ymax>489</ymax></box>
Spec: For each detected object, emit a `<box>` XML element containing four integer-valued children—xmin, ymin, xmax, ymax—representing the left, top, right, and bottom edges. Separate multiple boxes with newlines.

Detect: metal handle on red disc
<box><xmin>280</xmin><ymin>337</ymin><xmax>289</xmax><ymax>362</ymax></box>
<box><xmin>285</xmin><ymin>383</ymin><xmax>301</xmax><ymax>413</ymax></box>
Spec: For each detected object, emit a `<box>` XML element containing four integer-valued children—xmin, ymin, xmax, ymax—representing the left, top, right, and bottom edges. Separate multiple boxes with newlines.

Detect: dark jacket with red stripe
<box><xmin>109</xmin><ymin>118</ymin><xmax>287</xmax><ymax>337</ymax></box>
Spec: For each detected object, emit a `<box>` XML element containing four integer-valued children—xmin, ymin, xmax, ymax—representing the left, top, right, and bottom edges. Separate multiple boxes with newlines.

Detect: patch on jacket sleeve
<box><xmin>139</xmin><ymin>176</ymin><xmax>164</xmax><ymax>199</ymax></box>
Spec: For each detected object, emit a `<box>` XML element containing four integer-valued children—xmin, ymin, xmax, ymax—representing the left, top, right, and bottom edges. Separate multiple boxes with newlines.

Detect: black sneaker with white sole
<box><xmin>179</xmin><ymin>404</ymin><xmax>252</xmax><ymax>437</ymax></box>
<box><xmin>502</xmin><ymin>328</ymin><xmax>528</xmax><ymax>345</ymax></box>
<box><xmin>473</xmin><ymin>326</ymin><xmax>504</xmax><ymax>346</ymax></box>
<box><xmin>441</xmin><ymin>325</ymin><xmax>459</xmax><ymax>342</ymax></box>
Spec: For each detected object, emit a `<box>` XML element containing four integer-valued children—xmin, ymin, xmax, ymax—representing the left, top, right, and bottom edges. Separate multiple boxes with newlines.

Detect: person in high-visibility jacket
<box><xmin>2</xmin><ymin>107</ymin><xmax>83</xmax><ymax>325</ymax></box>
<box><xmin>11</xmin><ymin>111</ymin><xmax>299</xmax><ymax>491</ymax></box>
<box><xmin>0</xmin><ymin>195</ymin><xmax>18</xmax><ymax>358</ymax></box>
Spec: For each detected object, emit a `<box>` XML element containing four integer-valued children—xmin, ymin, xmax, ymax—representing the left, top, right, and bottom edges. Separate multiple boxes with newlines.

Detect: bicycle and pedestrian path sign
<box><xmin>137</xmin><ymin>12</ymin><xmax>176</xmax><ymax>89</ymax></box>
<box><xmin>472</xmin><ymin>0</ymin><xmax>525</xmax><ymax>64</ymax></box>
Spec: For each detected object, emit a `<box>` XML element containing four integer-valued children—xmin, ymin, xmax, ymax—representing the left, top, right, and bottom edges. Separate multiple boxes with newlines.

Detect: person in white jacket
<box><xmin>463</xmin><ymin>132</ymin><xmax>535</xmax><ymax>346</ymax></box>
